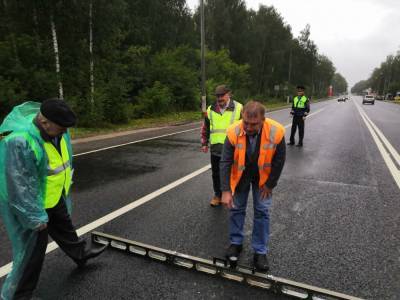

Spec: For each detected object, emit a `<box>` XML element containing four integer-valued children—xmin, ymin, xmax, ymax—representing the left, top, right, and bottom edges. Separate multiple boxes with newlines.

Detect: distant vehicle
<box><xmin>375</xmin><ymin>95</ymin><xmax>384</xmax><ymax>100</ymax></box>
<box><xmin>337</xmin><ymin>96</ymin><xmax>347</xmax><ymax>102</ymax></box>
<box><xmin>362</xmin><ymin>95</ymin><xmax>375</xmax><ymax>105</ymax></box>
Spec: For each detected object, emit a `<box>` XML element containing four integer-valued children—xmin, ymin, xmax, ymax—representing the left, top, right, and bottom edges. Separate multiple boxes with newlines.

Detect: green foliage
<box><xmin>148</xmin><ymin>46</ymin><xmax>198</xmax><ymax>110</ymax></box>
<box><xmin>0</xmin><ymin>0</ymin><xmax>340</xmax><ymax>125</ymax></box>
<box><xmin>0</xmin><ymin>76</ymin><xmax>27</xmax><ymax>119</ymax></box>
<box><xmin>101</xmin><ymin>76</ymin><xmax>130</xmax><ymax>124</ymax></box>
<box><xmin>332</xmin><ymin>73</ymin><xmax>348</xmax><ymax>95</ymax></box>
<box><xmin>365</xmin><ymin>52</ymin><xmax>400</xmax><ymax>96</ymax></box>
<box><xmin>136</xmin><ymin>81</ymin><xmax>173</xmax><ymax>116</ymax></box>
<box><xmin>351</xmin><ymin>80</ymin><xmax>369</xmax><ymax>94</ymax></box>
<box><xmin>205</xmin><ymin>49</ymin><xmax>251</xmax><ymax>100</ymax></box>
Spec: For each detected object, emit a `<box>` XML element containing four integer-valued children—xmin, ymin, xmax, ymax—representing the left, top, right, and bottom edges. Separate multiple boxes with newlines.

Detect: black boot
<box><xmin>253</xmin><ymin>253</ymin><xmax>269</xmax><ymax>271</ymax></box>
<box><xmin>225</xmin><ymin>244</ymin><xmax>242</xmax><ymax>267</ymax></box>
<box><xmin>75</xmin><ymin>244</ymin><xmax>107</xmax><ymax>267</ymax></box>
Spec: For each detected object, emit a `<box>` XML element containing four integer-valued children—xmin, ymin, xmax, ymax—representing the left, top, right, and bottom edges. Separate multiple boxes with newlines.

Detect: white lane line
<box><xmin>0</xmin><ymin>108</ymin><xmax>327</xmax><ymax>278</ymax></box>
<box><xmin>283</xmin><ymin>108</ymin><xmax>325</xmax><ymax>129</ymax></box>
<box><xmin>354</xmin><ymin>102</ymin><xmax>400</xmax><ymax>189</ymax></box>
<box><xmin>359</xmin><ymin>109</ymin><xmax>400</xmax><ymax>167</ymax></box>
<box><xmin>0</xmin><ymin>164</ymin><xmax>211</xmax><ymax>278</ymax></box>
<box><xmin>74</xmin><ymin>128</ymin><xmax>199</xmax><ymax>157</ymax></box>
<box><xmin>75</xmin><ymin>107</ymin><xmax>326</xmax><ymax>157</ymax></box>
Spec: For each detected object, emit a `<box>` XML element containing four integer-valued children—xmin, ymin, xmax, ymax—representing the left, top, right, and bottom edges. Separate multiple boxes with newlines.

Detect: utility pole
<box><xmin>200</xmin><ymin>0</ymin><xmax>206</xmax><ymax>115</ymax></box>
<box><xmin>89</xmin><ymin>0</ymin><xmax>94</xmax><ymax>104</ymax></box>
<box><xmin>287</xmin><ymin>47</ymin><xmax>292</xmax><ymax>104</ymax></box>
<box><xmin>50</xmin><ymin>13</ymin><xmax>64</xmax><ymax>99</ymax></box>
<box><xmin>288</xmin><ymin>47</ymin><xmax>292</xmax><ymax>84</ymax></box>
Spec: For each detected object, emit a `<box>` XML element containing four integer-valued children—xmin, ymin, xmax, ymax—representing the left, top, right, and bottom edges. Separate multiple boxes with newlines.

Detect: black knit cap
<box><xmin>296</xmin><ymin>85</ymin><xmax>305</xmax><ymax>90</ymax></box>
<box><xmin>40</xmin><ymin>98</ymin><xmax>77</xmax><ymax>127</ymax></box>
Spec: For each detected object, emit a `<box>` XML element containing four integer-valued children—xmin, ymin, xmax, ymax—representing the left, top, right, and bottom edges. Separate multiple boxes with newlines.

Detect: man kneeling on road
<box><xmin>220</xmin><ymin>101</ymin><xmax>286</xmax><ymax>271</ymax></box>
<box><xmin>0</xmin><ymin>99</ymin><xmax>106</xmax><ymax>300</ymax></box>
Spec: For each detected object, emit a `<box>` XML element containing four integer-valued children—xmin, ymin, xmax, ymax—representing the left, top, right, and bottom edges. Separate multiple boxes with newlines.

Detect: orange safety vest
<box><xmin>226</xmin><ymin>119</ymin><xmax>285</xmax><ymax>193</ymax></box>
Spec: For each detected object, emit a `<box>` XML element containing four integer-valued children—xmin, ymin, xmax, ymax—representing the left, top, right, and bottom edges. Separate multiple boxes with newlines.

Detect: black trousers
<box><xmin>210</xmin><ymin>154</ymin><xmax>222</xmax><ymax>198</ymax></box>
<box><xmin>14</xmin><ymin>198</ymin><xmax>86</xmax><ymax>299</ymax></box>
<box><xmin>289</xmin><ymin>116</ymin><xmax>305</xmax><ymax>144</ymax></box>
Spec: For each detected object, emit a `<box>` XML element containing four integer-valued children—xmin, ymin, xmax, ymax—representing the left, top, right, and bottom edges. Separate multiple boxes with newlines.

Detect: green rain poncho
<box><xmin>0</xmin><ymin>101</ymin><xmax>73</xmax><ymax>300</ymax></box>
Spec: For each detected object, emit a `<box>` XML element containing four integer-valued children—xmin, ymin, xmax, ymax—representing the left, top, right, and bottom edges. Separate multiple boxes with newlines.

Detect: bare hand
<box><xmin>260</xmin><ymin>186</ymin><xmax>272</xmax><ymax>200</ymax></box>
<box><xmin>37</xmin><ymin>223</ymin><xmax>47</xmax><ymax>231</ymax></box>
<box><xmin>221</xmin><ymin>191</ymin><xmax>235</xmax><ymax>209</ymax></box>
<box><xmin>201</xmin><ymin>146</ymin><xmax>208</xmax><ymax>153</ymax></box>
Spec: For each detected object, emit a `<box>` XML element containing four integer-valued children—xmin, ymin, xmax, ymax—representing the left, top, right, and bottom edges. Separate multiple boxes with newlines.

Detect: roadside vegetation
<box><xmin>0</xmin><ymin>0</ymin><xmax>347</xmax><ymax>128</ymax></box>
<box><xmin>351</xmin><ymin>50</ymin><xmax>400</xmax><ymax>99</ymax></box>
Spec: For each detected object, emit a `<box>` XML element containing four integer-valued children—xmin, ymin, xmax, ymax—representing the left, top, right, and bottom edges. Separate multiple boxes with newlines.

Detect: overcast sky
<box><xmin>186</xmin><ymin>0</ymin><xmax>400</xmax><ymax>87</ymax></box>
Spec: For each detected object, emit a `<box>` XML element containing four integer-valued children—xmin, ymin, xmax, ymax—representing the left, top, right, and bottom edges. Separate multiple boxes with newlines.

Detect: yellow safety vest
<box><xmin>43</xmin><ymin>137</ymin><xmax>72</xmax><ymax>208</ymax></box>
<box><xmin>207</xmin><ymin>101</ymin><xmax>242</xmax><ymax>145</ymax></box>
<box><xmin>293</xmin><ymin>96</ymin><xmax>307</xmax><ymax>108</ymax></box>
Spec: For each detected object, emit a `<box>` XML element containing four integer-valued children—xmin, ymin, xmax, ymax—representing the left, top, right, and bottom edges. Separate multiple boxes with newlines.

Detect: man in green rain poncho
<box><xmin>0</xmin><ymin>99</ymin><xmax>106</xmax><ymax>300</ymax></box>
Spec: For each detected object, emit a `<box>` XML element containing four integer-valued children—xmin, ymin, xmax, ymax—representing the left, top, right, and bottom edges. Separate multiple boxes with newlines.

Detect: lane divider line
<box><xmin>0</xmin><ymin>164</ymin><xmax>211</xmax><ymax>279</ymax></box>
<box><xmin>0</xmin><ymin>107</ymin><xmax>327</xmax><ymax>278</ymax></box>
<box><xmin>358</xmin><ymin>108</ymin><xmax>400</xmax><ymax>167</ymax></box>
<box><xmin>75</xmin><ymin>107</ymin><xmax>326</xmax><ymax>157</ymax></box>
<box><xmin>283</xmin><ymin>108</ymin><xmax>325</xmax><ymax>129</ymax></box>
<box><xmin>74</xmin><ymin>128</ymin><xmax>199</xmax><ymax>157</ymax></box>
<box><xmin>354</xmin><ymin>102</ymin><xmax>400</xmax><ymax>190</ymax></box>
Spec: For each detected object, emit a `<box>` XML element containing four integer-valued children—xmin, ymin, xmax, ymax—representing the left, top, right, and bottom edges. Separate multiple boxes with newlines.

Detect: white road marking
<box><xmin>354</xmin><ymin>102</ymin><xmax>400</xmax><ymax>189</ymax></box>
<box><xmin>74</xmin><ymin>128</ymin><xmax>199</xmax><ymax>157</ymax></box>
<box><xmin>0</xmin><ymin>165</ymin><xmax>211</xmax><ymax>278</ymax></box>
<box><xmin>283</xmin><ymin>108</ymin><xmax>325</xmax><ymax>129</ymax></box>
<box><xmin>0</xmin><ymin>107</ymin><xmax>327</xmax><ymax>278</ymax></box>
<box><xmin>74</xmin><ymin>107</ymin><xmax>326</xmax><ymax>157</ymax></box>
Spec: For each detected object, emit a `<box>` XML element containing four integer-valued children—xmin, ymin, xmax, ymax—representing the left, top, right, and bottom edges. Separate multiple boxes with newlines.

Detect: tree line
<box><xmin>351</xmin><ymin>50</ymin><xmax>400</xmax><ymax>96</ymax></box>
<box><xmin>0</xmin><ymin>0</ymin><xmax>347</xmax><ymax>126</ymax></box>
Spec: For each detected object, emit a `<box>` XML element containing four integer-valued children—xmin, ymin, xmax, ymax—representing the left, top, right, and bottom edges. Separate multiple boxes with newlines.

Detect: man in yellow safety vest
<box><xmin>288</xmin><ymin>85</ymin><xmax>310</xmax><ymax>147</ymax></box>
<box><xmin>0</xmin><ymin>99</ymin><xmax>106</xmax><ymax>300</ymax></box>
<box><xmin>201</xmin><ymin>85</ymin><xmax>242</xmax><ymax>207</ymax></box>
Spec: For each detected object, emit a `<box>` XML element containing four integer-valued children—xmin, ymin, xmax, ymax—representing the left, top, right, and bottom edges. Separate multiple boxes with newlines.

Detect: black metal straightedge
<box><xmin>91</xmin><ymin>231</ymin><xmax>363</xmax><ymax>300</ymax></box>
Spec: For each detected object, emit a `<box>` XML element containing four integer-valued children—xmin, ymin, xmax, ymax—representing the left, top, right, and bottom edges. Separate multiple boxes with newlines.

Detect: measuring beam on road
<box><xmin>92</xmin><ymin>231</ymin><xmax>364</xmax><ymax>300</ymax></box>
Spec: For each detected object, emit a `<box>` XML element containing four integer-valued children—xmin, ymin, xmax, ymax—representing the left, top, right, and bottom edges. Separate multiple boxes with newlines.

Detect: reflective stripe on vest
<box><xmin>293</xmin><ymin>96</ymin><xmax>307</xmax><ymax>108</ymax></box>
<box><xmin>43</xmin><ymin>137</ymin><xmax>72</xmax><ymax>209</ymax></box>
<box><xmin>207</xmin><ymin>101</ymin><xmax>242</xmax><ymax>145</ymax></box>
<box><xmin>226</xmin><ymin>119</ymin><xmax>285</xmax><ymax>193</ymax></box>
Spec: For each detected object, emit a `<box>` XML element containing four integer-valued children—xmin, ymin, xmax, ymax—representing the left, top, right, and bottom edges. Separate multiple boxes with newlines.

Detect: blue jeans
<box><xmin>229</xmin><ymin>183</ymin><xmax>272</xmax><ymax>254</ymax></box>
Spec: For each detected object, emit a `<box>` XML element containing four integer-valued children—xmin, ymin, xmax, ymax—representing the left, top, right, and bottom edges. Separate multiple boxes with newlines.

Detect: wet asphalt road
<box><xmin>1</xmin><ymin>97</ymin><xmax>399</xmax><ymax>299</ymax></box>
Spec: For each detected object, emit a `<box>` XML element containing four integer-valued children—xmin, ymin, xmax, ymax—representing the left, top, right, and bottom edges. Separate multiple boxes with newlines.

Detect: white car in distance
<box><xmin>362</xmin><ymin>95</ymin><xmax>375</xmax><ymax>105</ymax></box>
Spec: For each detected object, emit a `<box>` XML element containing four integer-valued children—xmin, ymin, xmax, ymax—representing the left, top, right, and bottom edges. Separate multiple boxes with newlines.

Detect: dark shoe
<box><xmin>253</xmin><ymin>253</ymin><xmax>269</xmax><ymax>272</ymax></box>
<box><xmin>225</xmin><ymin>244</ymin><xmax>242</xmax><ymax>266</ymax></box>
<box><xmin>75</xmin><ymin>244</ymin><xmax>107</xmax><ymax>267</ymax></box>
<box><xmin>287</xmin><ymin>142</ymin><xmax>295</xmax><ymax>146</ymax></box>
<box><xmin>296</xmin><ymin>143</ymin><xmax>303</xmax><ymax>147</ymax></box>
